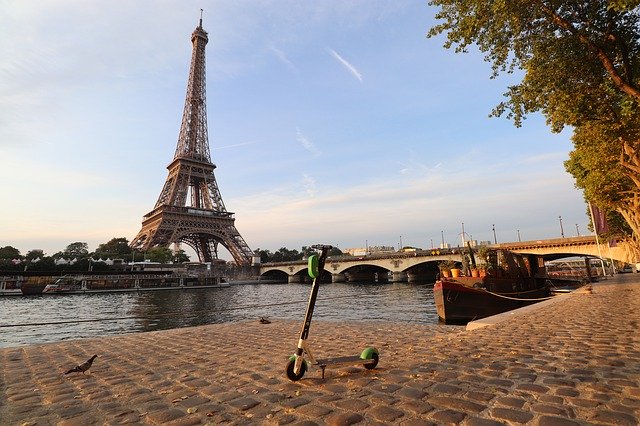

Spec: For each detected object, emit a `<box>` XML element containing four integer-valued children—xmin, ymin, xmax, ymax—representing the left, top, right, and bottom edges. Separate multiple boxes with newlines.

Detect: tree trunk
<box><xmin>618</xmin><ymin>139</ymin><xmax>640</xmax><ymax>258</ymax></box>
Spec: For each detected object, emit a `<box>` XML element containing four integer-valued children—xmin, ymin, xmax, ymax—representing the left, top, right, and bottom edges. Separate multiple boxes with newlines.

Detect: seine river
<box><xmin>0</xmin><ymin>282</ymin><xmax>440</xmax><ymax>348</ymax></box>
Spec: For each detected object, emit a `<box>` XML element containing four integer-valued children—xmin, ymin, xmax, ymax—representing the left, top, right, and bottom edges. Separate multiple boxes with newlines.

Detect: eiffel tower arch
<box><xmin>131</xmin><ymin>16</ymin><xmax>253</xmax><ymax>265</ymax></box>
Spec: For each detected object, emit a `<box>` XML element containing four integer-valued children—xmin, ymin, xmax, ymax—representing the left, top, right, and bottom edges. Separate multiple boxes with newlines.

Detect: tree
<box><xmin>94</xmin><ymin>237</ymin><xmax>132</xmax><ymax>259</ymax></box>
<box><xmin>61</xmin><ymin>242</ymin><xmax>89</xmax><ymax>260</ymax></box>
<box><xmin>254</xmin><ymin>248</ymin><xmax>273</xmax><ymax>263</ymax></box>
<box><xmin>147</xmin><ymin>246</ymin><xmax>173</xmax><ymax>263</ymax></box>
<box><xmin>427</xmin><ymin>1</ymin><xmax>640</xmax><ymax>252</ymax></box>
<box><xmin>565</xmin><ymin>116</ymin><xmax>640</xmax><ymax>247</ymax></box>
<box><xmin>174</xmin><ymin>249</ymin><xmax>190</xmax><ymax>263</ymax></box>
<box><xmin>0</xmin><ymin>246</ymin><xmax>21</xmax><ymax>260</ymax></box>
<box><xmin>25</xmin><ymin>249</ymin><xmax>45</xmax><ymax>261</ymax></box>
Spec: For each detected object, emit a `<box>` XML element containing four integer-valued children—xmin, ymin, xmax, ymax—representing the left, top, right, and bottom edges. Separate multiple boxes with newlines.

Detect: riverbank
<box><xmin>1</xmin><ymin>274</ymin><xmax>639</xmax><ymax>424</ymax></box>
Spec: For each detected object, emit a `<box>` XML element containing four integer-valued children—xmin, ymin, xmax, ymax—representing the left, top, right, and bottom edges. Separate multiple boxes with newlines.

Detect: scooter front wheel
<box><xmin>285</xmin><ymin>357</ymin><xmax>307</xmax><ymax>381</ymax></box>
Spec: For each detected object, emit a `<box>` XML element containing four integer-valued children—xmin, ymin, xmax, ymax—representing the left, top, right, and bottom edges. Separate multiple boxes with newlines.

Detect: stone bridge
<box><xmin>497</xmin><ymin>236</ymin><xmax>636</xmax><ymax>264</ymax></box>
<box><xmin>260</xmin><ymin>251</ymin><xmax>462</xmax><ymax>283</ymax></box>
<box><xmin>259</xmin><ymin>236</ymin><xmax>637</xmax><ymax>283</ymax></box>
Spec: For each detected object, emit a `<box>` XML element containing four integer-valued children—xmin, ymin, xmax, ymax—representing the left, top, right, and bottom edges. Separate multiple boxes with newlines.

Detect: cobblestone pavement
<box><xmin>1</xmin><ymin>274</ymin><xmax>639</xmax><ymax>425</ymax></box>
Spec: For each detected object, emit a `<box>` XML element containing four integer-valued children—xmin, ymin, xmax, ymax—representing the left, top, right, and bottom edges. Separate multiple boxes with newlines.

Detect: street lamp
<box><xmin>517</xmin><ymin>229</ymin><xmax>521</xmax><ymax>242</ymax></box>
<box><xmin>575</xmin><ymin>224</ymin><xmax>580</xmax><ymax>237</ymax></box>
<box><xmin>492</xmin><ymin>224</ymin><xmax>497</xmax><ymax>244</ymax></box>
<box><xmin>559</xmin><ymin>216</ymin><xmax>565</xmax><ymax>238</ymax></box>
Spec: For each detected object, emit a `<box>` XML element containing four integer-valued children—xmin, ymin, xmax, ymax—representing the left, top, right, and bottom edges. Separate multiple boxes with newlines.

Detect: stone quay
<box><xmin>1</xmin><ymin>274</ymin><xmax>639</xmax><ymax>425</ymax></box>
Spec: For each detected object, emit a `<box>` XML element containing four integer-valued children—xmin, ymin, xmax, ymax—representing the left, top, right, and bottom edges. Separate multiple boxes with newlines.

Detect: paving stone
<box><xmin>296</xmin><ymin>403</ymin><xmax>333</xmax><ymax>417</ymax></box>
<box><xmin>430</xmin><ymin>409</ymin><xmax>467</xmax><ymax>424</ymax></box>
<box><xmin>490</xmin><ymin>407</ymin><xmax>534</xmax><ymax>424</ymax></box>
<box><xmin>495</xmin><ymin>396</ymin><xmax>526</xmax><ymax>409</ymax></box>
<box><xmin>535</xmin><ymin>416</ymin><xmax>581</xmax><ymax>426</ymax></box>
<box><xmin>531</xmin><ymin>403</ymin><xmax>575</xmax><ymax>417</ymax></box>
<box><xmin>463</xmin><ymin>417</ymin><xmax>506</xmax><ymax>426</ymax></box>
<box><xmin>332</xmin><ymin>398</ymin><xmax>370</xmax><ymax>411</ymax></box>
<box><xmin>325</xmin><ymin>412</ymin><xmax>364</xmax><ymax>426</ymax></box>
<box><xmin>145</xmin><ymin>408</ymin><xmax>186</xmax><ymax>423</ymax></box>
<box><xmin>397</xmin><ymin>399</ymin><xmax>434</xmax><ymax>415</ymax></box>
<box><xmin>428</xmin><ymin>396</ymin><xmax>486</xmax><ymax>413</ymax></box>
<box><xmin>227</xmin><ymin>397</ymin><xmax>261</xmax><ymax>411</ymax></box>
<box><xmin>589</xmin><ymin>410</ymin><xmax>638</xmax><ymax>425</ymax></box>
<box><xmin>396</xmin><ymin>387</ymin><xmax>427</xmax><ymax>399</ymax></box>
<box><xmin>368</xmin><ymin>405</ymin><xmax>404</xmax><ymax>422</ymax></box>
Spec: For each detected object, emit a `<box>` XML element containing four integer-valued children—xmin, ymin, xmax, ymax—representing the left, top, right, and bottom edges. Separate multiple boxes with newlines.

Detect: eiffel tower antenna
<box><xmin>130</xmin><ymin>16</ymin><xmax>254</xmax><ymax>265</ymax></box>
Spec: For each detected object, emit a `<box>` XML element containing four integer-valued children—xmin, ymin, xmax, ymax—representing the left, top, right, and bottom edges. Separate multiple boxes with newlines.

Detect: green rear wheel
<box><xmin>360</xmin><ymin>347</ymin><xmax>379</xmax><ymax>369</ymax></box>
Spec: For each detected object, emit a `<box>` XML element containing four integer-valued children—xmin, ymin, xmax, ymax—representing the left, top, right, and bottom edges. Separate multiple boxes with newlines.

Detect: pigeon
<box><xmin>65</xmin><ymin>355</ymin><xmax>98</xmax><ymax>375</ymax></box>
<box><xmin>259</xmin><ymin>317</ymin><xmax>271</xmax><ymax>324</ymax></box>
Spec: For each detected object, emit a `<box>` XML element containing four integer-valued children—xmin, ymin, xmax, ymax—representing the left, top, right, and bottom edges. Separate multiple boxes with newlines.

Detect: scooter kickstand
<box><xmin>320</xmin><ymin>364</ymin><xmax>327</xmax><ymax>379</ymax></box>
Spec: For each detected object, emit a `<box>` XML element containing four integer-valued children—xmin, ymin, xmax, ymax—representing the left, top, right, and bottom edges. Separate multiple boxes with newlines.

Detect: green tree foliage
<box><xmin>271</xmin><ymin>247</ymin><xmax>301</xmax><ymax>262</ymax></box>
<box><xmin>25</xmin><ymin>249</ymin><xmax>45</xmax><ymax>261</ymax></box>
<box><xmin>255</xmin><ymin>246</ymin><xmax>344</xmax><ymax>263</ymax></box>
<box><xmin>174</xmin><ymin>249</ymin><xmax>190</xmax><ymax>263</ymax></box>
<box><xmin>94</xmin><ymin>237</ymin><xmax>132</xmax><ymax>260</ymax></box>
<box><xmin>427</xmin><ymin>0</ymin><xmax>640</xmax><ymax>252</ymax></box>
<box><xmin>61</xmin><ymin>242</ymin><xmax>89</xmax><ymax>260</ymax></box>
<box><xmin>0</xmin><ymin>246</ymin><xmax>21</xmax><ymax>260</ymax></box>
<box><xmin>609</xmin><ymin>0</ymin><xmax>640</xmax><ymax>11</ymax></box>
<box><xmin>147</xmin><ymin>246</ymin><xmax>173</xmax><ymax>263</ymax></box>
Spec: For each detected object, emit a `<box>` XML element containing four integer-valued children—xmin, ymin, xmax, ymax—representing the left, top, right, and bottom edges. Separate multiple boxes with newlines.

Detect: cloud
<box><xmin>296</xmin><ymin>128</ymin><xmax>321</xmax><ymax>156</ymax></box>
<box><xmin>269</xmin><ymin>45</ymin><xmax>296</xmax><ymax>71</ymax></box>
<box><xmin>212</xmin><ymin>141</ymin><xmax>258</xmax><ymax>150</ymax></box>
<box><xmin>302</xmin><ymin>174</ymin><xmax>316</xmax><ymax>197</ymax></box>
<box><xmin>328</xmin><ymin>48</ymin><xmax>363</xmax><ymax>82</ymax></box>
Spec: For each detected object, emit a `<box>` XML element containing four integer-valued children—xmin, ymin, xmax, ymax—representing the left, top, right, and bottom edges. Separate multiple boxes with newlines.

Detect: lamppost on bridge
<box><xmin>559</xmin><ymin>215</ymin><xmax>565</xmax><ymax>238</ymax></box>
<box><xmin>576</xmin><ymin>224</ymin><xmax>580</xmax><ymax>237</ymax></box>
<box><xmin>492</xmin><ymin>224</ymin><xmax>497</xmax><ymax>244</ymax></box>
<box><xmin>440</xmin><ymin>230</ymin><xmax>445</xmax><ymax>249</ymax></box>
<box><xmin>517</xmin><ymin>229</ymin><xmax>521</xmax><ymax>242</ymax></box>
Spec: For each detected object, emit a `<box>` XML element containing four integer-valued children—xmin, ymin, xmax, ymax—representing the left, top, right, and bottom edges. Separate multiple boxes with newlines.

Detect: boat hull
<box><xmin>434</xmin><ymin>278</ymin><xmax>549</xmax><ymax>324</ymax></box>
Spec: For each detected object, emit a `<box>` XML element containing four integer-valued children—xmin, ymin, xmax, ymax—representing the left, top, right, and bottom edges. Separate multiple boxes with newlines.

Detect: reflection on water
<box><xmin>0</xmin><ymin>282</ymin><xmax>439</xmax><ymax>348</ymax></box>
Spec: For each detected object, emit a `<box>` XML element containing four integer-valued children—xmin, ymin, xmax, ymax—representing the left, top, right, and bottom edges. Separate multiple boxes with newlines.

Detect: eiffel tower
<box><xmin>131</xmin><ymin>15</ymin><xmax>253</xmax><ymax>265</ymax></box>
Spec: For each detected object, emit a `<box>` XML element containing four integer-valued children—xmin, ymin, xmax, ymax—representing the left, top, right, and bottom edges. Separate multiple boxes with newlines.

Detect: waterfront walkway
<box><xmin>1</xmin><ymin>275</ymin><xmax>639</xmax><ymax>425</ymax></box>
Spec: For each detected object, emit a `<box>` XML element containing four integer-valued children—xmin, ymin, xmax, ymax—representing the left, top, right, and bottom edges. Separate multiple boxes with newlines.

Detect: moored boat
<box><xmin>434</xmin><ymin>249</ymin><xmax>551</xmax><ymax>324</ymax></box>
<box><xmin>40</xmin><ymin>273</ymin><xmax>229</xmax><ymax>295</ymax></box>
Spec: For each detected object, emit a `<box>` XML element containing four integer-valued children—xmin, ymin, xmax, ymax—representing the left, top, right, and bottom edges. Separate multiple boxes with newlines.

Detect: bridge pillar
<box><xmin>288</xmin><ymin>274</ymin><xmax>302</xmax><ymax>283</ymax></box>
<box><xmin>331</xmin><ymin>273</ymin><xmax>346</xmax><ymax>283</ymax></box>
<box><xmin>391</xmin><ymin>271</ymin><xmax>407</xmax><ymax>282</ymax></box>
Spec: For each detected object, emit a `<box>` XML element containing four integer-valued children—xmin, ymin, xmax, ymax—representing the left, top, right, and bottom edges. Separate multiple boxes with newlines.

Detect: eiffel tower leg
<box><xmin>198</xmin><ymin>239</ymin><xmax>212</xmax><ymax>263</ymax></box>
<box><xmin>213</xmin><ymin>241</ymin><xmax>219</xmax><ymax>260</ymax></box>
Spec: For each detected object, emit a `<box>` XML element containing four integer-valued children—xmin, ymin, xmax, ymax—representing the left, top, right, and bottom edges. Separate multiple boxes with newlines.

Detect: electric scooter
<box><xmin>285</xmin><ymin>244</ymin><xmax>379</xmax><ymax>381</ymax></box>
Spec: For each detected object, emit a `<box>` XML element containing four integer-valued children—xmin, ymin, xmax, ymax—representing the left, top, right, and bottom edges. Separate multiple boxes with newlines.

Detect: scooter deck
<box><xmin>316</xmin><ymin>355</ymin><xmax>375</xmax><ymax>367</ymax></box>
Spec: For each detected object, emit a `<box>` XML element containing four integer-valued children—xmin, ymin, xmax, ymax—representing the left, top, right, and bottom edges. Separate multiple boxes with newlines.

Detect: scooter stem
<box><xmin>297</xmin><ymin>245</ymin><xmax>332</xmax><ymax>349</ymax></box>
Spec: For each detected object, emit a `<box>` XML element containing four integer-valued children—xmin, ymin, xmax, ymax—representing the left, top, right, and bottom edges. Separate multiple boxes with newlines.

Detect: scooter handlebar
<box><xmin>311</xmin><ymin>244</ymin><xmax>333</xmax><ymax>250</ymax></box>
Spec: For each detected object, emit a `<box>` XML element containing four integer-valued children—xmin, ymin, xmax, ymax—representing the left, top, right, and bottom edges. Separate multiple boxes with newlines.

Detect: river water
<box><xmin>0</xmin><ymin>281</ymin><xmax>441</xmax><ymax>348</ymax></box>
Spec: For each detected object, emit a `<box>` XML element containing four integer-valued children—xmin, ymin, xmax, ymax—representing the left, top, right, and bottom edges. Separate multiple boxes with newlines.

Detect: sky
<box><xmin>0</xmin><ymin>0</ymin><xmax>589</xmax><ymax>260</ymax></box>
